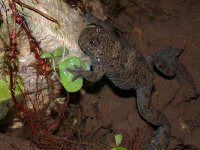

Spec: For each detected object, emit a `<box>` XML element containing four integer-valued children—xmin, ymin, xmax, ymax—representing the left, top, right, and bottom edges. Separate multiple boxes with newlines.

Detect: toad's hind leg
<box><xmin>136</xmin><ymin>85</ymin><xmax>170</xmax><ymax>150</ymax></box>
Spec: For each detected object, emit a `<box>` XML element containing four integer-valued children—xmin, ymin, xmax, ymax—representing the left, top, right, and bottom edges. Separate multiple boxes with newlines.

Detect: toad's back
<box><xmin>78</xmin><ymin>26</ymin><xmax>154</xmax><ymax>90</ymax></box>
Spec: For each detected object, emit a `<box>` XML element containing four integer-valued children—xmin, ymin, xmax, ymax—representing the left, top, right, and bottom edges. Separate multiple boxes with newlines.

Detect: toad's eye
<box><xmin>89</xmin><ymin>38</ymin><xmax>100</xmax><ymax>47</ymax></box>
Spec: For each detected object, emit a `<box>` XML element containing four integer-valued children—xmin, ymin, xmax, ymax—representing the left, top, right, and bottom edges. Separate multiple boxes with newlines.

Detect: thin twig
<box><xmin>8</xmin><ymin>0</ymin><xmax>27</xmax><ymax>113</ymax></box>
<box><xmin>15</xmin><ymin>0</ymin><xmax>60</xmax><ymax>26</ymax></box>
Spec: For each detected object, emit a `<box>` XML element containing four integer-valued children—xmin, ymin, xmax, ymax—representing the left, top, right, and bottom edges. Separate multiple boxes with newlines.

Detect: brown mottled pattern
<box><xmin>78</xmin><ymin>26</ymin><xmax>153</xmax><ymax>89</ymax></box>
<box><xmin>76</xmin><ymin>25</ymin><xmax>170</xmax><ymax>150</ymax></box>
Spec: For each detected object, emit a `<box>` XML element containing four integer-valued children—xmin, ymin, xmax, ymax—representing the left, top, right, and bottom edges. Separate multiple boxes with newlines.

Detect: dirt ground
<box><xmin>1</xmin><ymin>0</ymin><xmax>200</xmax><ymax>150</ymax></box>
<box><xmin>79</xmin><ymin>0</ymin><xmax>200</xmax><ymax>149</ymax></box>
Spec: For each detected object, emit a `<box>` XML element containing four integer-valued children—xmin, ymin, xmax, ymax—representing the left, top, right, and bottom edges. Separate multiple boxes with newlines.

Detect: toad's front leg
<box><xmin>136</xmin><ymin>85</ymin><xmax>170</xmax><ymax>150</ymax></box>
<box><xmin>68</xmin><ymin>64</ymin><xmax>104</xmax><ymax>82</ymax></box>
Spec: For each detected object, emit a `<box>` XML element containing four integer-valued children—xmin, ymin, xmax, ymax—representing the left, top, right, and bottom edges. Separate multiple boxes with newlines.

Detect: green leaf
<box><xmin>0</xmin><ymin>77</ymin><xmax>22</xmax><ymax>101</ymax></box>
<box><xmin>0</xmin><ymin>80</ymin><xmax>12</xmax><ymax>101</ymax></box>
<box><xmin>110</xmin><ymin>147</ymin><xmax>128</xmax><ymax>150</ymax></box>
<box><xmin>53</xmin><ymin>47</ymin><xmax>69</xmax><ymax>57</ymax></box>
<box><xmin>115</xmin><ymin>134</ymin><xmax>123</xmax><ymax>146</ymax></box>
<box><xmin>59</xmin><ymin>57</ymin><xmax>88</xmax><ymax>93</ymax></box>
<box><xmin>0</xmin><ymin>77</ymin><xmax>23</xmax><ymax>120</ymax></box>
<box><xmin>41</xmin><ymin>52</ymin><xmax>52</xmax><ymax>59</ymax></box>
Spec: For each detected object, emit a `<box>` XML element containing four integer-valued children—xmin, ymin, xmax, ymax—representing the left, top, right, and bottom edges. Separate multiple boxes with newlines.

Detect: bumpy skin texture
<box><xmin>75</xmin><ymin>25</ymin><xmax>170</xmax><ymax>150</ymax></box>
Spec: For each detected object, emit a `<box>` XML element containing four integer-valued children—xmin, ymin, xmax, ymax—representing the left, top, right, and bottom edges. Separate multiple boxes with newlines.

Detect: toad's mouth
<box><xmin>80</xmin><ymin>46</ymin><xmax>101</xmax><ymax>64</ymax></box>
